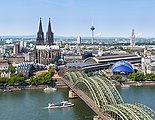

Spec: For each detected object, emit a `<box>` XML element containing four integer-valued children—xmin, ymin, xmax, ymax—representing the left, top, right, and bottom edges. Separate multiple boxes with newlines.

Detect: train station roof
<box><xmin>83</xmin><ymin>54</ymin><xmax>141</xmax><ymax>64</ymax></box>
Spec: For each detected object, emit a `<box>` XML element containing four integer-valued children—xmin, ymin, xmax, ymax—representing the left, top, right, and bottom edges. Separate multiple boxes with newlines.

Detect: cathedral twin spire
<box><xmin>36</xmin><ymin>18</ymin><xmax>54</xmax><ymax>45</ymax></box>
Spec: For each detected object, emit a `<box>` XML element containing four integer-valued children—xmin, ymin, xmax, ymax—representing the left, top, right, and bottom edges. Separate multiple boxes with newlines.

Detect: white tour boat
<box><xmin>43</xmin><ymin>86</ymin><xmax>57</xmax><ymax>92</ymax></box>
<box><xmin>48</xmin><ymin>101</ymin><xmax>74</xmax><ymax>109</ymax></box>
<box><xmin>121</xmin><ymin>83</ymin><xmax>130</xmax><ymax>88</ymax></box>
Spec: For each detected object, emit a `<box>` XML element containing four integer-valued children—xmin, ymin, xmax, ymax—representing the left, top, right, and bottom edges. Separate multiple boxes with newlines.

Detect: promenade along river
<box><xmin>0</xmin><ymin>86</ymin><xmax>155</xmax><ymax>120</ymax></box>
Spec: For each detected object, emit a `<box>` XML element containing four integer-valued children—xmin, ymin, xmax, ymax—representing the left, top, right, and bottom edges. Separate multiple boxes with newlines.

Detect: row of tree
<box><xmin>0</xmin><ymin>66</ymin><xmax>55</xmax><ymax>86</ymax></box>
<box><xmin>113</xmin><ymin>72</ymin><xmax>155</xmax><ymax>81</ymax></box>
<box><xmin>0</xmin><ymin>73</ymin><xmax>25</xmax><ymax>86</ymax></box>
<box><xmin>28</xmin><ymin>72</ymin><xmax>53</xmax><ymax>85</ymax></box>
<box><xmin>25</xmin><ymin>66</ymin><xmax>55</xmax><ymax>85</ymax></box>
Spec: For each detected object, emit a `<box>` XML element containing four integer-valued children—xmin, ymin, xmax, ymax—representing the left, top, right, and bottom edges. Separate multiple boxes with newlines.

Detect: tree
<box><xmin>100</xmin><ymin>73</ymin><xmax>107</xmax><ymax>78</ymax></box>
<box><xmin>28</xmin><ymin>72</ymin><xmax>52</xmax><ymax>85</ymax></box>
<box><xmin>7</xmin><ymin>73</ymin><xmax>25</xmax><ymax>85</ymax></box>
<box><xmin>113</xmin><ymin>75</ymin><xmax>122</xmax><ymax>81</ymax></box>
<box><xmin>8</xmin><ymin>66</ymin><xmax>16</xmax><ymax>73</ymax></box>
<box><xmin>127</xmin><ymin>72</ymin><xmax>144</xmax><ymax>81</ymax></box>
<box><xmin>87</xmin><ymin>72</ymin><xmax>94</xmax><ymax>77</ymax></box>
<box><xmin>144</xmin><ymin>74</ymin><xmax>155</xmax><ymax>81</ymax></box>
<box><xmin>0</xmin><ymin>77</ymin><xmax>8</xmax><ymax>86</ymax></box>
<box><xmin>27</xmin><ymin>77</ymin><xmax>38</xmax><ymax>85</ymax></box>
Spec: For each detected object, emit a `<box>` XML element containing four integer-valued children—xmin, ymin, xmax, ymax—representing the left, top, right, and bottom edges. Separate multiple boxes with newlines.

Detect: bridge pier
<box><xmin>69</xmin><ymin>90</ymin><xmax>78</xmax><ymax>98</ymax></box>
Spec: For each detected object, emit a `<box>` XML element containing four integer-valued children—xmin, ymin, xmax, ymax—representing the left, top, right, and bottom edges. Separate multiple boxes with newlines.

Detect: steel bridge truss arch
<box><xmin>124</xmin><ymin>104</ymin><xmax>154</xmax><ymax>120</ymax></box>
<box><xmin>97</xmin><ymin>76</ymin><xmax>124</xmax><ymax>104</ymax></box>
<box><xmin>74</xmin><ymin>77</ymin><xmax>101</xmax><ymax>107</ymax></box>
<box><xmin>93</xmin><ymin>76</ymin><xmax>124</xmax><ymax>105</ymax></box>
<box><xmin>64</xmin><ymin>71</ymin><xmax>155</xmax><ymax>120</ymax></box>
<box><xmin>102</xmin><ymin>105</ymin><xmax>128</xmax><ymax>120</ymax></box>
<box><xmin>135</xmin><ymin>103</ymin><xmax>155</xmax><ymax>119</ymax></box>
<box><xmin>63</xmin><ymin>72</ymin><xmax>74</xmax><ymax>84</ymax></box>
<box><xmin>63</xmin><ymin>71</ymin><xmax>88</xmax><ymax>85</ymax></box>
<box><xmin>103</xmin><ymin>104</ymin><xmax>155</xmax><ymax>120</ymax></box>
<box><xmin>72</xmin><ymin>73</ymin><xmax>124</xmax><ymax>107</ymax></box>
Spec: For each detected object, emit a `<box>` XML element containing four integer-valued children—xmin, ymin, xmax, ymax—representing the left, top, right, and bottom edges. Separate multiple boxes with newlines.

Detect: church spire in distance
<box><xmin>46</xmin><ymin>18</ymin><xmax>54</xmax><ymax>45</ymax></box>
<box><xmin>39</xmin><ymin>17</ymin><xmax>43</xmax><ymax>33</ymax></box>
<box><xmin>47</xmin><ymin>18</ymin><xmax>52</xmax><ymax>33</ymax></box>
<box><xmin>36</xmin><ymin>17</ymin><xmax>44</xmax><ymax>45</ymax></box>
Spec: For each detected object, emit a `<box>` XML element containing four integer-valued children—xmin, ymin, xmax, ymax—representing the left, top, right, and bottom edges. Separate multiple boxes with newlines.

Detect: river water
<box><xmin>117</xmin><ymin>85</ymin><xmax>155</xmax><ymax>111</ymax></box>
<box><xmin>0</xmin><ymin>88</ymin><xmax>95</xmax><ymax>120</ymax></box>
<box><xmin>0</xmin><ymin>86</ymin><xmax>155</xmax><ymax>120</ymax></box>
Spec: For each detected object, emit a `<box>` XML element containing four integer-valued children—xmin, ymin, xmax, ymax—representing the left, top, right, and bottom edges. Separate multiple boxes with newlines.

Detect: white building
<box><xmin>13</xmin><ymin>43</ymin><xmax>20</xmax><ymax>54</ymax></box>
<box><xmin>20</xmin><ymin>40</ymin><xmax>24</xmax><ymax>50</ymax></box>
<box><xmin>0</xmin><ymin>45</ymin><xmax>6</xmax><ymax>54</ymax></box>
<box><xmin>24</xmin><ymin>41</ymin><xmax>27</xmax><ymax>48</ymax></box>
<box><xmin>77</xmin><ymin>36</ymin><xmax>81</xmax><ymax>45</ymax></box>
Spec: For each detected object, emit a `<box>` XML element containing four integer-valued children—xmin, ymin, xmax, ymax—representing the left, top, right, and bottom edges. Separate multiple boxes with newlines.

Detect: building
<box><xmin>16</xmin><ymin>62</ymin><xmax>45</xmax><ymax>78</ymax></box>
<box><xmin>112</xmin><ymin>61</ymin><xmax>134</xmax><ymax>75</ymax></box>
<box><xmin>84</xmin><ymin>54</ymin><xmax>141</xmax><ymax>65</ymax></box>
<box><xmin>23</xmin><ymin>52</ymin><xmax>32</xmax><ymax>62</ymax></box>
<box><xmin>65</xmin><ymin>62</ymin><xmax>111</xmax><ymax>73</ymax></box>
<box><xmin>64</xmin><ymin>55</ymin><xmax>83</xmax><ymax>63</ymax></box>
<box><xmin>77</xmin><ymin>36</ymin><xmax>81</xmax><ymax>45</ymax></box>
<box><xmin>13</xmin><ymin>43</ymin><xmax>20</xmax><ymax>54</ymax></box>
<box><xmin>0</xmin><ymin>45</ymin><xmax>6</xmax><ymax>54</ymax></box>
<box><xmin>130</xmin><ymin>29</ymin><xmax>135</xmax><ymax>47</ymax></box>
<box><xmin>0</xmin><ymin>60</ymin><xmax>11</xmax><ymax>78</ymax></box>
<box><xmin>7</xmin><ymin>56</ymin><xmax>25</xmax><ymax>64</ymax></box>
<box><xmin>0</xmin><ymin>60</ymin><xmax>10</xmax><ymax>71</ymax></box>
<box><xmin>20</xmin><ymin>40</ymin><xmax>24</xmax><ymax>51</ymax></box>
<box><xmin>147</xmin><ymin>63</ymin><xmax>155</xmax><ymax>74</ymax></box>
<box><xmin>140</xmin><ymin>46</ymin><xmax>155</xmax><ymax>75</ymax></box>
<box><xmin>34</xmin><ymin>18</ymin><xmax>61</xmax><ymax>65</ymax></box>
<box><xmin>24</xmin><ymin>41</ymin><xmax>27</xmax><ymax>48</ymax></box>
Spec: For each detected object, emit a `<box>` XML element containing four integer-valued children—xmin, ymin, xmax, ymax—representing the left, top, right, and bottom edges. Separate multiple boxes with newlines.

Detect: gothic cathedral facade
<box><xmin>34</xmin><ymin>18</ymin><xmax>61</xmax><ymax>65</ymax></box>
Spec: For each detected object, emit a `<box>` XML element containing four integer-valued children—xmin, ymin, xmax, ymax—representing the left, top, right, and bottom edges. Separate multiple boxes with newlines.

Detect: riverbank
<box><xmin>114</xmin><ymin>81</ymin><xmax>155</xmax><ymax>86</ymax></box>
<box><xmin>0</xmin><ymin>85</ymin><xmax>68</xmax><ymax>93</ymax></box>
<box><xmin>0</xmin><ymin>85</ymin><xmax>46</xmax><ymax>92</ymax></box>
<box><xmin>0</xmin><ymin>78</ymin><xmax>68</xmax><ymax>92</ymax></box>
<box><xmin>1</xmin><ymin>79</ymin><xmax>155</xmax><ymax>92</ymax></box>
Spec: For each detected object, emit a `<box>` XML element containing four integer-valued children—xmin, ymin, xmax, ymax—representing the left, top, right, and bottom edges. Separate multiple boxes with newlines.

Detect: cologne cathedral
<box><xmin>34</xmin><ymin>18</ymin><xmax>61</xmax><ymax>65</ymax></box>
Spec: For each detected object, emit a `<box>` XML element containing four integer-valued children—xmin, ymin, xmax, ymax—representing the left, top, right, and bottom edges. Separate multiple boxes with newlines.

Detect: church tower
<box><xmin>34</xmin><ymin>18</ymin><xmax>60</xmax><ymax>65</ymax></box>
<box><xmin>46</xmin><ymin>18</ymin><xmax>54</xmax><ymax>45</ymax></box>
<box><xmin>36</xmin><ymin>18</ymin><xmax>44</xmax><ymax>45</ymax></box>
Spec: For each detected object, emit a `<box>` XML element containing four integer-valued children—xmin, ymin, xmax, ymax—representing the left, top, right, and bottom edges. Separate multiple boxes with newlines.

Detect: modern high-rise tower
<box><xmin>90</xmin><ymin>25</ymin><xmax>95</xmax><ymax>44</ymax></box>
<box><xmin>130</xmin><ymin>29</ymin><xmax>135</xmax><ymax>47</ymax></box>
<box><xmin>77</xmin><ymin>36</ymin><xmax>81</xmax><ymax>45</ymax></box>
<box><xmin>13</xmin><ymin>43</ymin><xmax>20</xmax><ymax>54</ymax></box>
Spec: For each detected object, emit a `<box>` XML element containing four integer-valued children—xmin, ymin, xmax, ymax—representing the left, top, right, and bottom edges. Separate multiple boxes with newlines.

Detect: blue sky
<box><xmin>0</xmin><ymin>0</ymin><xmax>155</xmax><ymax>37</ymax></box>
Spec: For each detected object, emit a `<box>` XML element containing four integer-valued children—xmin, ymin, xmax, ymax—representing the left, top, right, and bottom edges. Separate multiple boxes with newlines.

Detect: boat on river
<box><xmin>136</xmin><ymin>82</ymin><xmax>142</xmax><ymax>87</ymax></box>
<box><xmin>43</xmin><ymin>86</ymin><xmax>57</xmax><ymax>92</ymax></box>
<box><xmin>48</xmin><ymin>101</ymin><xmax>74</xmax><ymax>109</ymax></box>
<box><xmin>121</xmin><ymin>84</ymin><xmax>130</xmax><ymax>88</ymax></box>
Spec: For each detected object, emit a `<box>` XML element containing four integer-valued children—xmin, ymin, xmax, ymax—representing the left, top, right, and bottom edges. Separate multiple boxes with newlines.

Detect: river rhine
<box><xmin>0</xmin><ymin>86</ymin><xmax>155</xmax><ymax>120</ymax></box>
